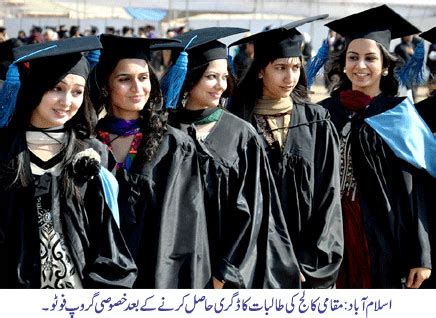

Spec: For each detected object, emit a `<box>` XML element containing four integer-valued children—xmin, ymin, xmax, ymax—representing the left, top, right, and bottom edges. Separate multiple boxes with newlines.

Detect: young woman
<box><xmin>0</xmin><ymin>36</ymin><xmax>137</xmax><ymax>288</ymax></box>
<box><xmin>319</xmin><ymin>5</ymin><xmax>431</xmax><ymax>288</ymax></box>
<box><xmin>230</xmin><ymin>16</ymin><xmax>344</xmax><ymax>289</ymax></box>
<box><xmin>160</xmin><ymin>27</ymin><xmax>301</xmax><ymax>289</ymax></box>
<box><xmin>415</xmin><ymin>27</ymin><xmax>436</xmax><ymax>288</ymax></box>
<box><xmin>92</xmin><ymin>34</ymin><xmax>211</xmax><ymax>288</ymax></box>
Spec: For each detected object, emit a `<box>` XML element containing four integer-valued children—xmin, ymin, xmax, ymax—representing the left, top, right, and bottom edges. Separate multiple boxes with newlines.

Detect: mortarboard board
<box><xmin>98</xmin><ymin>34</ymin><xmax>179</xmax><ymax>63</ymax></box>
<box><xmin>229</xmin><ymin>14</ymin><xmax>328</xmax><ymax>62</ymax></box>
<box><xmin>420</xmin><ymin>27</ymin><xmax>436</xmax><ymax>44</ymax></box>
<box><xmin>156</xmin><ymin>27</ymin><xmax>248</xmax><ymax>109</ymax></box>
<box><xmin>0</xmin><ymin>36</ymin><xmax>102</xmax><ymax>127</ymax></box>
<box><xmin>325</xmin><ymin>5</ymin><xmax>420</xmax><ymax>49</ymax></box>
<box><xmin>153</xmin><ymin>27</ymin><xmax>248</xmax><ymax>68</ymax></box>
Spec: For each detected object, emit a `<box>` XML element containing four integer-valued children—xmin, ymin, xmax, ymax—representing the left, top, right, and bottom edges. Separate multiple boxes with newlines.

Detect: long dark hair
<box><xmin>324</xmin><ymin>40</ymin><xmax>400</xmax><ymax>97</ymax></box>
<box><xmin>7</xmin><ymin>77</ymin><xmax>98</xmax><ymax>200</ymax></box>
<box><xmin>230</xmin><ymin>55</ymin><xmax>309</xmax><ymax>121</ymax></box>
<box><xmin>93</xmin><ymin>57</ymin><xmax>167</xmax><ymax>163</ymax></box>
<box><xmin>176</xmin><ymin>60</ymin><xmax>236</xmax><ymax>107</ymax></box>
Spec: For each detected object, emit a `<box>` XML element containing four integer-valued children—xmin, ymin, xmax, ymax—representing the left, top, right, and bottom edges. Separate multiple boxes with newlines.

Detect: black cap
<box><xmin>0</xmin><ymin>38</ymin><xmax>23</xmax><ymax>62</ymax></box>
<box><xmin>99</xmin><ymin>34</ymin><xmax>179</xmax><ymax>62</ymax></box>
<box><xmin>153</xmin><ymin>27</ymin><xmax>248</xmax><ymax>68</ymax></box>
<box><xmin>229</xmin><ymin>14</ymin><xmax>328</xmax><ymax>61</ymax></box>
<box><xmin>325</xmin><ymin>5</ymin><xmax>420</xmax><ymax>49</ymax></box>
<box><xmin>420</xmin><ymin>27</ymin><xmax>436</xmax><ymax>44</ymax></box>
<box><xmin>13</xmin><ymin>36</ymin><xmax>102</xmax><ymax>98</ymax></box>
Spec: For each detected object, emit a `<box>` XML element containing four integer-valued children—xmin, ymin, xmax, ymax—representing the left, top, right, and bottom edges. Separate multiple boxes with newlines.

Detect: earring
<box><xmin>258</xmin><ymin>73</ymin><xmax>263</xmax><ymax>79</ymax></box>
<box><xmin>181</xmin><ymin>92</ymin><xmax>188</xmax><ymax>108</ymax></box>
<box><xmin>343</xmin><ymin>68</ymin><xmax>347</xmax><ymax>73</ymax></box>
<box><xmin>382</xmin><ymin>69</ymin><xmax>388</xmax><ymax>76</ymax></box>
<box><xmin>101</xmin><ymin>87</ymin><xmax>108</xmax><ymax>98</ymax></box>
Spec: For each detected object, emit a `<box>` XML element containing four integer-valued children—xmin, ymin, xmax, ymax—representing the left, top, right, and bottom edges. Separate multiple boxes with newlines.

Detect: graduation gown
<box><xmin>100</xmin><ymin>125</ymin><xmax>212</xmax><ymax>288</ymax></box>
<box><xmin>0</xmin><ymin>130</ymin><xmax>137</xmax><ymax>288</ymax></box>
<box><xmin>170</xmin><ymin>108</ymin><xmax>301</xmax><ymax>289</ymax></box>
<box><xmin>249</xmin><ymin>103</ymin><xmax>344</xmax><ymax>288</ymax></box>
<box><xmin>415</xmin><ymin>95</ymin><xmax>436</xmax><ymax>288</ymax></box>
<box><xmin>321</xmin><ymin>94</ymin><xmax>431</xmax><ymax>288</ymax></box>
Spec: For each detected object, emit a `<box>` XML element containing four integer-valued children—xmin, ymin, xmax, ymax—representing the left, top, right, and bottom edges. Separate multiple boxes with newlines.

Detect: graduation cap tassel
<box><xmin>396</xmin><ymin>40</ymin><xmax>426</xmax><ymax>88</ymax></box>
<box><xmin>305</xmin><ymin>36</ymin><xmax>330</xmax><ymax>89</ymax></box>
<box><xmin>161</xmin><ymin>35</ymin><xmax>197</xmax><ymax>109</ymax></box>
<box><xmin>0</xmin><ymin>63</ymin><xmax>21</xmax><ymax>128</ymax></box>
<box><xmin>86</xmin><ymin>49</ymin><xmax>100</xmax><ymax>70</ymax></box>
<box><xmin>227</xmin><ymin>50</ymin><xmax>236</xmax><ymax>77</ymax></box>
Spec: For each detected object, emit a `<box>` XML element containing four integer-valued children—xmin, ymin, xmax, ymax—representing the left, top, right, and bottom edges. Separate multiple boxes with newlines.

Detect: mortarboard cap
<box><xmin>420</xmin><ymin>27</ymin><xmax>436</xmax><ymax>44</ymax></box>
<box><xmin>325</xmin><ymin>5</ymin><xmax>420</xmax><ymax>49</ymax></box>
<box><xmin>154</xmin><ymin>27</ymin><xmax>248</xmax><ymax>68</ymax></box>
<box><xmin>99</xmin><ymin>34</ymin><xmax>179</xmax><ymax>62</ymax></box>
<box><xmin>230</xmin><ymin>14</ymin><xmax>328</xmax><ymax>61</ymax></box>
<box><xmin>0</xmin><ymin>36</ymin><xmax>102</xmax><ymax>127</ymax></box>
<box><xmin>156</xmin><ymin>27</ymin><xmax>248</xmax><ymax>109</ymax></box>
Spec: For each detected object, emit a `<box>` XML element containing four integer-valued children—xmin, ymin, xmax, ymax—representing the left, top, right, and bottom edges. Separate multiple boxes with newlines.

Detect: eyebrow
<box><xmin>58</xmin><ymin>79</ymin><xmax>85</xmax><ymax>87</ymax></box>
<box><xmin>346</xmin><ymin>51</ymin><xmax>378</xmax><ymax>55</ymax></box>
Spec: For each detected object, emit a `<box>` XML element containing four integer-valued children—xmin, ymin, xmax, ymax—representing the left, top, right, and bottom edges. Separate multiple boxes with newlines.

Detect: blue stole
<box><xmin>365</xmin><ymin>96</ymin><xmax>436</xmax><ymax>177</ymax></box>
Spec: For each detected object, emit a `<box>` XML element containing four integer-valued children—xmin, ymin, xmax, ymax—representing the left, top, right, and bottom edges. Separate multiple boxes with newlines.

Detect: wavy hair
<box><xmin>230</xmin><ymin>55</ymin><xmax>309</xmax><ymax>121</ymax></box>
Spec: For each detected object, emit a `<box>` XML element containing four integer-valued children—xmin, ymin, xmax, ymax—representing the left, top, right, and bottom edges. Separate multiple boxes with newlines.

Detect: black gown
<box><xmin>98</xmin><ymin>125</ymin><xmax>212</xmax><ymax>288</ymax></box>
<box><xmin>170</xmin><ymin>108</ymin><xmax>301</xmax><ymax>288</ymax></box>
<box><xmin>415</xmin><ymin>95</ymin><xmax>436</xmax><ymax>288</ymax></box>
<box><xmin>246</xmin><ymin>103</ymin><xmax>344</xmax><ymax>288</ymax></box>
<box><xmin>0</xmin><ymin>130</ymin><xmax>137</xmax><ymax>288</ymax></box>
<box><xmin>320</xmin><ymin>94</ymin><xmax>431</xmax><ymax>288</ymax></box>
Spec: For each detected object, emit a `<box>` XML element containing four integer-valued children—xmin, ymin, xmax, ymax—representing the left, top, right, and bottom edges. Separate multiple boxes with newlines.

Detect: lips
<box><xmin>130</xmin><ymin>95</ymin><xmax>145</xmax><ymax>102</ymax></box>
<box><xmin>53</xmin><ymin>109</ymin><xmax>69</xmax><ymax>117</ymax></box>
<box><xmin>209</xmin><ymin>92</ymin><xmax>221</xmax><ymax>99</ymax></box>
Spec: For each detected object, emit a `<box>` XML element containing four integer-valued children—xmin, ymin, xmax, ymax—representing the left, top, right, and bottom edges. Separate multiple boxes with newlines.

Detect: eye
<box><xmin>118</xmin><ymin>76</ymin><xmax>130</xmax><ymax>82</ymax></box>
<box><xmin>365</xmin><ymin>56</ymin><xmax>378</xmax><ymax>62</ymax></box>
<box><xmin>140</xmin><ymin>74</ymin><xmax>149</xmax><ymax>81</ymax></box>
<box><xmin>347</xmin><ymin>55</ymin><xmax>358</xmax><ymax>61</ymax></box>
<box><xmin>51</xmin><ymin>86</ymin><xmax>62</xmax><ymax>92</ymax></box>
<box><xmin>72</xmin><ymin>89</ymin><xmax>84</xmax><ymax>97</ymax></box>
<box><xmin>293</xmin><ymin>65</ymin><xmax>301</xmax><ymax>71</ymax></box>
<box><xmin>206</xmin><ymin>74</ymin><xmax>216</xmax><ymax>80</ymax></box>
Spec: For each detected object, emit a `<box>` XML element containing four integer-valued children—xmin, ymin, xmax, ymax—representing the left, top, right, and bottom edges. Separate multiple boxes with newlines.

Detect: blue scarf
<box><xmin>97</xmin><ymin>116</ymin><xmax>141</xmax><ymax>136</ymax></box>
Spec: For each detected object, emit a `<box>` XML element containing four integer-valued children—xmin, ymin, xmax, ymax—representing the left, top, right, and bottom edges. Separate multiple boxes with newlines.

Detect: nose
<box><xmin>356</xmin><ymin>58</ymin><xmax>367</xmax><ymax>69</ymax></box>
<box><xmin>61</xmin><ymin>92</ymin><xmax>72</xmax><ymax>107</ymax></box>
<box><xmin>216</xmin><ymin>78</ymin><xmax>226</xmax><ymax>91</ymax></box>
<box><xmin>131</xmin><ymin>79</ymin><xmax>141</xmax><ymax>92</ymax></box>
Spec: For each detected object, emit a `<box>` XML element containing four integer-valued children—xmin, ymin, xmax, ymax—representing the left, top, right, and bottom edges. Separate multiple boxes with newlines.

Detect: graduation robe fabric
<box><xmin>99</xmin><ymin>125</ymin><xmax>212</xmax><ymax>288</ymax></box>
<box><xmin>415</xmin><ymin>95</ymin><xmax>436</xmax><ymax>288</ymax></box>
<box><xmin>248</xmin><ymin>103</ymin><xmax>344</xmax><ymax>288</ymax></box>
<box><xmin>320</xmin><ymin>94</ymin><xmax>431</xmax><ymax>288</ymax></box>
<box><xmin>170</xmin><ymin>109</ymin><xmax>301</xmax><ymax>288</ymax></box>
<box><xmin>0</xmin><ymin>130</ymin><xmax>138</xmax><ymax>288</ymax></box>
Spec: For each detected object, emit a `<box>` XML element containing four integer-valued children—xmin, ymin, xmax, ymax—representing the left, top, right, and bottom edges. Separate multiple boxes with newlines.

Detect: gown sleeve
<box><xmin>299</xmin><ymin>113</ymin><xmax>344</xmax><ymax>288</ymax></box>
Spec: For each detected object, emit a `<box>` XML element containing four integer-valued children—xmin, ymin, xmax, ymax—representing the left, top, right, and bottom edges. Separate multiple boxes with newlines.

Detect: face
<box><xmin>345</xmin><ymin>38</ymin><xmax>384</xmax><ymax>96</ymax></box>
<box><xmin>260</xmin><ymin>57</ymin><xmax>301</xmax><ymax>99</ymax></box>
<box><xmin>185</xmin><ymin>59</ymin><xmax>228</xmax><ymax>110</ymax></box>
<box><xmin>108</xmin><ymin>58</ymin><xmax>151</xmax><ymax>120</ymax></box>
<box><xmin>30</xmin><ymin>73</ymin><xmax>86</xmax><ymax>128</ymax></box>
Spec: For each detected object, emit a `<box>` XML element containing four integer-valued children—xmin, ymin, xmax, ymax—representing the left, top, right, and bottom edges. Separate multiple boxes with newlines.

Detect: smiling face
<box><xmin>108</xmin><ymin>58</ymin><xmax>151</xmax><ymax>120</ymax></box>
<box><xmin>260</xmin><ymin>57</ymin><xmax>301</xmax><ymax>99</ymax></box>
<box><xmin>344</xmin><ymin>38</ymin><xmax>384</xmax><ymax>97</ymax></box>
<box><xmin>30</xmin><ymin>73</ymin><xmax>85</xmax><ymax>128</ymax></box>
<box><xmin>185</xmin><ymin>59</ymin><xmax>228</xmax><ymax>110</ymax></box>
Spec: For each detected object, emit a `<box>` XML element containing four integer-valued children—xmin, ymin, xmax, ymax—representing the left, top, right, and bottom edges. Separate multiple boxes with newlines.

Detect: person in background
<box><xmin>91</xmin><ymin>34</ymin><xmax>211</xmax><ymax>288</ymax></box>
<box><xmin>320</xmin><ymin>5</ymin><xmax>431</xmax><ymax>288</ymax></box>
<box><xmin>230</xmin><ymin>15</ymin><xmax>344</xmax><ymax>289</ymax></box>
<box><xmin>414</xmin><ymin>27</ymin><xmax>436</xmax><ymax>288</ymax></box>
<box><xmin>0</xmin><ymin>36</ymin><xmax>137</xmax><ymax>288</ymax></box>
<box><xmin>159</xmin><ymin>27</ymin><xmax>301</xmax><ymax>289</ymax></box>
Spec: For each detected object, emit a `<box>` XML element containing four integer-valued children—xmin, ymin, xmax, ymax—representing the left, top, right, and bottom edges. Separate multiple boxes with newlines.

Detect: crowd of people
<box><xmin>0</xmin><ymin>4</ymin><xmax>435</xmax><ymax>289</ymax></box>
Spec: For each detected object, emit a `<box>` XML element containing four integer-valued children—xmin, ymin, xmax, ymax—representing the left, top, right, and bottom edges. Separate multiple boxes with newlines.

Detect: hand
<box><xmin>406</xmin><ymin>267</ymin><xmax>431</xmax><ymax>288</ymax></box>
<box><xmin>300</xmin><ymin>272</ymin><xmax>306</xmax><ymax>283</ymax></box>
<box><xmin>213</xmin><ymin>277</ymin><xmax>225</xmax><ymax>289</ymax></box>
